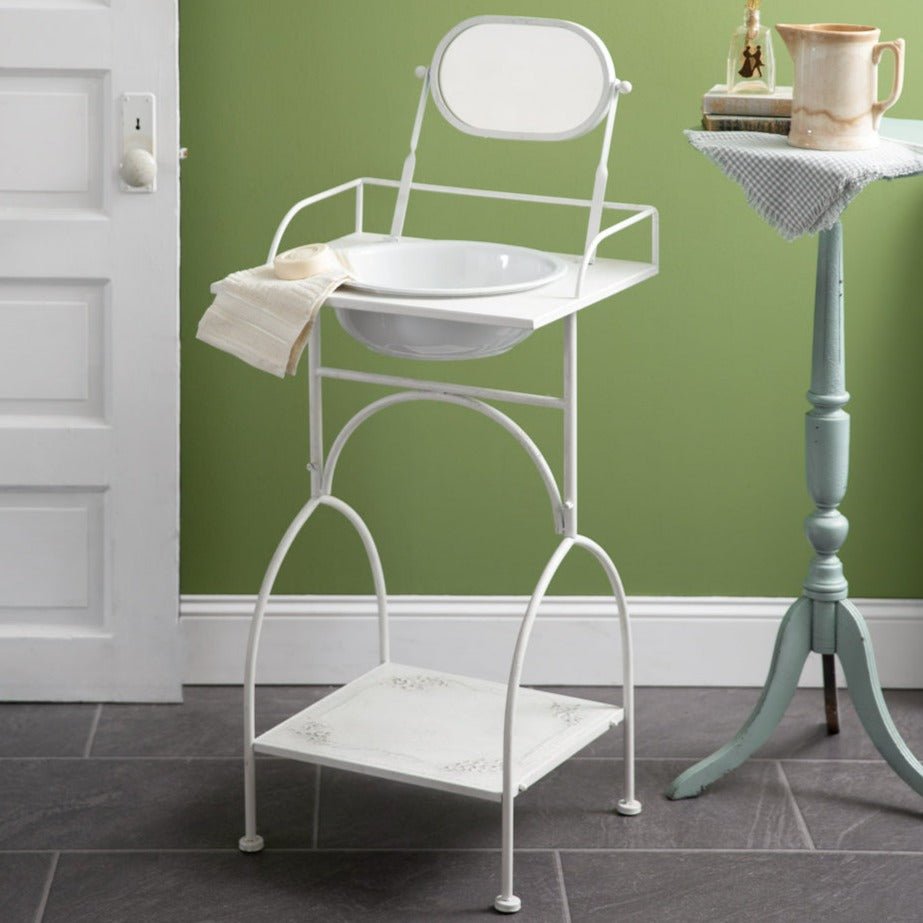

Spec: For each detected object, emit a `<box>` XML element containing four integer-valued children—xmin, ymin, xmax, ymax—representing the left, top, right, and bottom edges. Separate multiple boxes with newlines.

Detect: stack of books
<box><xmin>701</xmin><ymin>84</ymin><xmax>792</xmax><ymax>135</ymax></box>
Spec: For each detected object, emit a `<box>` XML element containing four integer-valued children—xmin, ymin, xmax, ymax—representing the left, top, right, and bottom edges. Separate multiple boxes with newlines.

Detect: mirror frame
<box><xmin>429</xmin><ymin>15</ymin><xmax>616</xmax><ymax>142</ymax></box>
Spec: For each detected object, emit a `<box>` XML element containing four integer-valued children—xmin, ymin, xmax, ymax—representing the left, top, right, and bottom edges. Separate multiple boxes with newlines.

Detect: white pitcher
<box><xmin>776</xmin><ymin>23</ymin><xmax>905</xmax><ymax>151</ymax></box>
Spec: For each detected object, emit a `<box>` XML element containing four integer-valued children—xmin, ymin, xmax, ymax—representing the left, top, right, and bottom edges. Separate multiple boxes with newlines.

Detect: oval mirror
<box><xmin>430</xmin><ymin>16</ymin><xmax>615</xmax><ymax>141</ymax></box>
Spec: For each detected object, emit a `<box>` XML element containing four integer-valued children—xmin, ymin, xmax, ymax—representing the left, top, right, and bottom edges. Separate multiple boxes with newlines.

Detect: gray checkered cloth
<box><xmin>686</xmin><ymin>130</ymin><xmax>923</xmax><ymax>239</ymax></box>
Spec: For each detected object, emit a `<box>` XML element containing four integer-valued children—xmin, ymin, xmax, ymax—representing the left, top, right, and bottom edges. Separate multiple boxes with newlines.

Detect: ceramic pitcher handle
<box><xmin>871</xmin><ymin>38</ymin><xmax>905</xmax><ymax>128</ymax></box>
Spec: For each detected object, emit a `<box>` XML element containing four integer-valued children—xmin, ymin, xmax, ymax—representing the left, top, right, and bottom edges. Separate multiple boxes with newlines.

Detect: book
<box><xmin>702</xmin><ymin>84</ymin><xmax>792</xmax><ymax>117</ymax></box>
<box><xmin>702</xmin><ymin>113</ymin><xmax>790</xmax><ymax>135</ymax></box>
<box><xmin>879</xmin><ymin>116</ymin><xmax>923</xmax><ymax>152</ymax></box>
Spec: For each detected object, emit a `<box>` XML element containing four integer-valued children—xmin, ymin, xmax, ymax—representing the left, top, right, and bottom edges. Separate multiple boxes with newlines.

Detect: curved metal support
<box><xmin>576</xmin><ymin>206</ymin><xmax>658</xmax><ymax>297</ymax></box>
<box><xmin>322</xmin><ymin>390</ymin><xmax>565</xmax><ymax>532</ymax></box>
<box><xmin>574</xmin><ymin>534</ymin><xmax>640</xmax><ymax>815</ymax></box>
<box><xmin>323</xmin><ymin>494</ymin><xmax>389</xmax><ymax>663</ymax></box>
<box><xmin>266</xmin><ymin>178</ymin><xmax>363</xmax><ymax>263</ymax></box>
<box><xmin>240</xmin><ymin>493</ymin><xmax>388</xmax><ymax>852</ymax></box>
<box><xmin>495</xmin><ymin>533</ymin><xmax>639</xmax><ymax>912</ymax></box>
<box><xmin>496</xmin><ymin>537</ymin><xmax>573</xmax><ymax>913</ymax></box>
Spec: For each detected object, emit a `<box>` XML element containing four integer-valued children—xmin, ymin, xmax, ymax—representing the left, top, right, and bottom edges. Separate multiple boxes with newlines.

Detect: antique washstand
<box><xmin>222</xmin><ymin>16</ymin><xmax>659</xmax><ymax>913</ymax></box>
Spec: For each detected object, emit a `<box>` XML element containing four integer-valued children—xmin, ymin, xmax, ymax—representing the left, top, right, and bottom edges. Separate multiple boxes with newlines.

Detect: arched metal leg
<box><xmin>496</xmin><ymin>538</ymin><xmax>574</xmax><ymax>914</ymax></box>
<box><xmin>323</xmin><ymin>495</ymin><xmax>390</xmax><ymax>663</ymax></box>
<box><xmin>494</xmin><ymin>533</ymin><xmax>639</xmax><ymax>912</ymax></box>
<box><xmin>239</xmin><ymin>496</ymin><xmax>322</xmax><ymax>853</ymax></box>
<box><xmin>239</xmin><ymin>493</ymin><xmax>389</xmax><ymax>853</ymax></box>
<box><xmin>836</xmin><ymin>600</ymin><xmax>923</xmax><ymax>797</ymax></box>
<box><xmin>667</xmin><ymin>597</ymin><xmax>813</xmax><ymax>799</ymax></box>
<box><xmin>574</xmin><ymin>534</ymin><xmax>641</xmax><ymax>816</ymax></box>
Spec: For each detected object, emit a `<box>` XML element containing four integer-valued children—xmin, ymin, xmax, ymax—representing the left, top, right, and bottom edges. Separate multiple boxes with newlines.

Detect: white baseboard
<box><xmin>180</xmin><ymin>595</ymin><xmax>923</xmax><ymax>687</ymax></box>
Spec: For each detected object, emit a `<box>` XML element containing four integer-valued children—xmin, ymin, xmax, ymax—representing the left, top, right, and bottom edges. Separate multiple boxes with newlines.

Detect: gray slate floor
<box><xmin>3</xmin><ymin>684</ymin><xmax>923</xmax><ymax>922</ymax></box>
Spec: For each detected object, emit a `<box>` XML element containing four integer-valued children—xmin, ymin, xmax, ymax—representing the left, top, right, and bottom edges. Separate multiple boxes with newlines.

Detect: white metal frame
<box><xmin>242</xmin><ymin>180</ymin><xmax>651</xmax><ymax>912</ymax></box>
<box><xmin>241</xmin><ymin>17</ymin><xmax>653</xmax><ymax>913</ymax></box>
<box><xmin>239</xmin><ymin>309</ymin><xmax>642</xmax><ymax>911</ymax></box>
<box><xmin>269</xmin><ymin>176</ymin><xmax>659</xmax><ymax>300</ymax></box>
<box><xmin>388</xmin><ymin>60</ymin><xmax>636</xmax><ymax>251</ymax></box>
<box><xmin>429</xmin><ymin>16</ymin><xmax>617</xmax><ymax>143</ymax></box>
<box><xmin>390</xmin><ymin>18</ymin><xmax>635</xmax><ymax>250</ymax></box>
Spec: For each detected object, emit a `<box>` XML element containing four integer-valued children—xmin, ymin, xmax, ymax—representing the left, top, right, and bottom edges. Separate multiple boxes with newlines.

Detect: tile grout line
<box><xmin>0</xmin><ymin>755</ymin><xmax>891</xmax><ymax>763</ymax></box>
<box><xmin>554</xmin><ymin>847</ymin><xmax>923</xmax><ymax>856</ymax></box>
<box><xmin>567</xmin><ymin>756</ymin><xmax>887</xmax><ymax>764</ymax></box>
<box><xmin>3</xmin><ymin>846</ymin><xmax>923</xmax><ymax>856</ymax></box>
<box><xmin>81</xmin><ymin>705</ymin><xmax>102</xmax><ymax>758</ymax></box>
<box><xmin>0</xmin><ymin>755</ymin><xmax>281</xmax><ymax>762</ymax></box>
<box><xmin>33</xmin><ymin>850</ymin><xmax>58</xmax><ymax>923</ymax></box>
<box><xmin>312</xmin><ymin>766</ymin><xmax>321</xmax><ymax>849</ymax></box>
<box><xmin>553</xmin><ymin>850</ymin><xmax>572</xmax><ymax>923</ymax></box>
<box><xmin>776</xmin><ymin>760</ymin><xmax>816</xmax><ymax>850</ymax></box>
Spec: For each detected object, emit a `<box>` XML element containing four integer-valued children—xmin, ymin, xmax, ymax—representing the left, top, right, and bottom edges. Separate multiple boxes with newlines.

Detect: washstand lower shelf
<box><xmin>254</xmin><ymin>661</ymin><xmax>623</xmax><ymax>801</ymax></box>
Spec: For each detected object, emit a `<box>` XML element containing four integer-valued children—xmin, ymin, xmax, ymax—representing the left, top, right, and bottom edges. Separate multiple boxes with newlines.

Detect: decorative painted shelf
<box><xmin>254</xmin><ymin>662</ymin><xmax>622</xmax><ymax>801</ymax></box>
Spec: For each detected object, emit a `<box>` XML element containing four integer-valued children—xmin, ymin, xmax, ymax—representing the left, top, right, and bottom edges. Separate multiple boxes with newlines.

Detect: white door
<box><xmin>0</xmin><ymin>1</ymin><xmax>180</xmax><ymax>700</ymax></box>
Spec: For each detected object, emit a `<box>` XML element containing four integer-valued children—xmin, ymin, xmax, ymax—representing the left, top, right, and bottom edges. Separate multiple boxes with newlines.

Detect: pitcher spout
<box><xmin>774</xmin><ymin>23</ymin><xmax>801</xmax><ymax>55</ymax></box>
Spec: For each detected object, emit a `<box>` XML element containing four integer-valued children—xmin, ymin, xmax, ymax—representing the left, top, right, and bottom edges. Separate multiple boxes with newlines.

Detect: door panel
<box><xmin>0</xmin><ymin>0</ymin><xmax>180</xmax><ymax>700</ymax></box>
<box><xmin>0</xmin><ymin>281</ymin><xmax>105</xmax><ymax>415</ymax></box>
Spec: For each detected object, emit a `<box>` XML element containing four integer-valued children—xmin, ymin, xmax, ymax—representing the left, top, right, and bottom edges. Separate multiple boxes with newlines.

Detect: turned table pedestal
<box><xmin>669</xmin><ymin>127</ymin><xmax>923</xmax><ymax>801</ymax></box>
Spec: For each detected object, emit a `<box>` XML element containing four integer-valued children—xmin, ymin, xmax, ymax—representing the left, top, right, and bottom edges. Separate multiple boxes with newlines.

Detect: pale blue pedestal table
<box><xmin>668</xmin><ymin>126</ymin><xmax>923</xmax><ymax>801</ymax></box>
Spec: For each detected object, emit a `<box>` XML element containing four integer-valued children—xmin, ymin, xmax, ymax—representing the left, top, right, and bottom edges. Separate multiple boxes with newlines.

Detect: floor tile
<box><xmin>0</xmin><ymin>703</ymin><xmax>97</xmax><ymax>757</ymax></box>
<box><xmin>561</xmin><ymin>851</ymin><xmax>923</xmax><ymax>923</ymax></box>
<box><xmin>317</xmin><ymin>758</ymin><xmax>806</xmax><ymax>850</ymax></box>
<box><xmin>0</xmin><ymin>853</ymin><xmax>54</xmax><ymax>923</ymax></box>
<box><xmin>6</xmin><ymin>685</ymin><xmax>923</xmax><ymax>922</ymax></box>
<box><xmin>91</xmin><ymin>683</ymin><xmax>923</xmax><ymax>761</ymax></box>
<box><xmin>759</xmin><ymin>687</ymin><xmax>923</xmax><ymax>760</ymax></box>
<box><xmin>0</xmin><ymin>758</ymin><xmax>316</xmax><ymax>849</ymax></box>
<box><xmin>92</xmin><ymin>686</ymin><xmax>334</xmax><ymax>757</ymax></box>
<box><xmin>546</xmin><ymin>686</ymin><xmax>923</xmax><ymax>760</ymax></box>
<box><xmin>44</xmin><ymin>850</ymin><xmax>564</xmax><ymax>923</ymax></box>
<box><xmin>783</xmin><ymin>760</ymin><xmax>923</xmax><ymax>850</ymax></box>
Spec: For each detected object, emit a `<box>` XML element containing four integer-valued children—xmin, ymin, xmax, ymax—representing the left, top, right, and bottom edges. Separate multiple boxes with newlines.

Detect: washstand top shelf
<box><xmin>211</xmin><ymin>229</ymin><xmax>658</xmax><ymax>333</ymax></box>
<box><xmin>326</xmin><ymin>232</ymin><xmax>658</xmax><ymax>331</ymax></box>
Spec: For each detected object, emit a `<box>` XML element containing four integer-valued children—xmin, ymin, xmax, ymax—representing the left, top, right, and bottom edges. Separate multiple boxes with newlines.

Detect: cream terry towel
<box><xmin>197</xmin><ymin>245</ymin><xmax>350</xmax><ymax>378</ymax></box>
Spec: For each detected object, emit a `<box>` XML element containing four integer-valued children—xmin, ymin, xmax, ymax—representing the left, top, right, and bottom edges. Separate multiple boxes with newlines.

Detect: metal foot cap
<box><xmin>616</xmin><ymin>798</ymin><xmax>642</xmax><ymax>816</ymax></box>
<box><xmin>238</xmin><ymin>834</ymin><xmax>265</xmax><ymax>853</ymax></box>
<box><xmin>494</xmin><ymin>894</ymin><xmax>522</xmax><ymax>914</ymax></box>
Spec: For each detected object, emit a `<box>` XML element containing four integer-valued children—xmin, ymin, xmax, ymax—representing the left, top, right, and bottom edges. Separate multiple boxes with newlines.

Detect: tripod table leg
<box><xmin>667</xmin><ymin>597</ymin><xmax>813</xmax><ymax>799</ymax></box>
<box><xmin>836</xmin><ymin>599</ymin><xmax>923</xmax><ymax>798</ymax></box>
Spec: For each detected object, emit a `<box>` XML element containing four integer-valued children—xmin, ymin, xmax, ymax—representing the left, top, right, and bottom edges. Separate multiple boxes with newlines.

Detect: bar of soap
<box><xmin>273</xmin><ymin>244</ymin><xmax>345</xmax><ymax>280</ymax></box>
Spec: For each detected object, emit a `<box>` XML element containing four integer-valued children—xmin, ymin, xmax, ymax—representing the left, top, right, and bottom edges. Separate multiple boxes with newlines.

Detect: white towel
<box><xmin>197</xmin><ymin>249</ymin><xmax>350</xmax><ymax>378</ymax></box>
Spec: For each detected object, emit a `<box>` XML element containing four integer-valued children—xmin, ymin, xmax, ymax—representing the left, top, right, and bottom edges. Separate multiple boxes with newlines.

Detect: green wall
<box><xmin>179</xmin><ymin>1</ymin><xmax>923</xmax><ymax>598</ymax></box>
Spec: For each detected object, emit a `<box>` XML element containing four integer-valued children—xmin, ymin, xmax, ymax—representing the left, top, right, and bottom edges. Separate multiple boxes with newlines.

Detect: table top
<box><xmin>323</xmin><ymin>233</ymin><xmax>657</xmax><ymax>331</ymax></box>
<box><xmin>880</xmin><ymin>117</ymin><xmax>923</xmax><ymax>152</ymax></box>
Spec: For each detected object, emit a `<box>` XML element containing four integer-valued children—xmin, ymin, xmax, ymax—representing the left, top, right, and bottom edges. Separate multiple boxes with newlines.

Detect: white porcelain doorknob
<box><xmin>120</xmin><ymin>147</ymin><xmax>157</xmax><ymax>188</ymax></box>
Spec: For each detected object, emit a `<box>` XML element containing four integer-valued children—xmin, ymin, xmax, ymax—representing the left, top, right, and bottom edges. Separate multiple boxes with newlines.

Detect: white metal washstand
<box><xmin>232</xmin><ymin>16</ymin><xmax>659</xmax><ymax>914</ymax></box>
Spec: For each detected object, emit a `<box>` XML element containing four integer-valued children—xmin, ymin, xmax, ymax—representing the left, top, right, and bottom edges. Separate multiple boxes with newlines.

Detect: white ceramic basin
<box><xmin>334</xmin><ymin>238</ymin><xmax>564</xmax><ymax>360</ymax></box>
<box><xmin>335</xmin><ymin>309</ymin><xmax>532</xmax><ymax>361</ymax></box>
<box><xmin>338</xmin><ymin>238</ymin><xmax>566</xmax><ymax>298</ymax></box>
